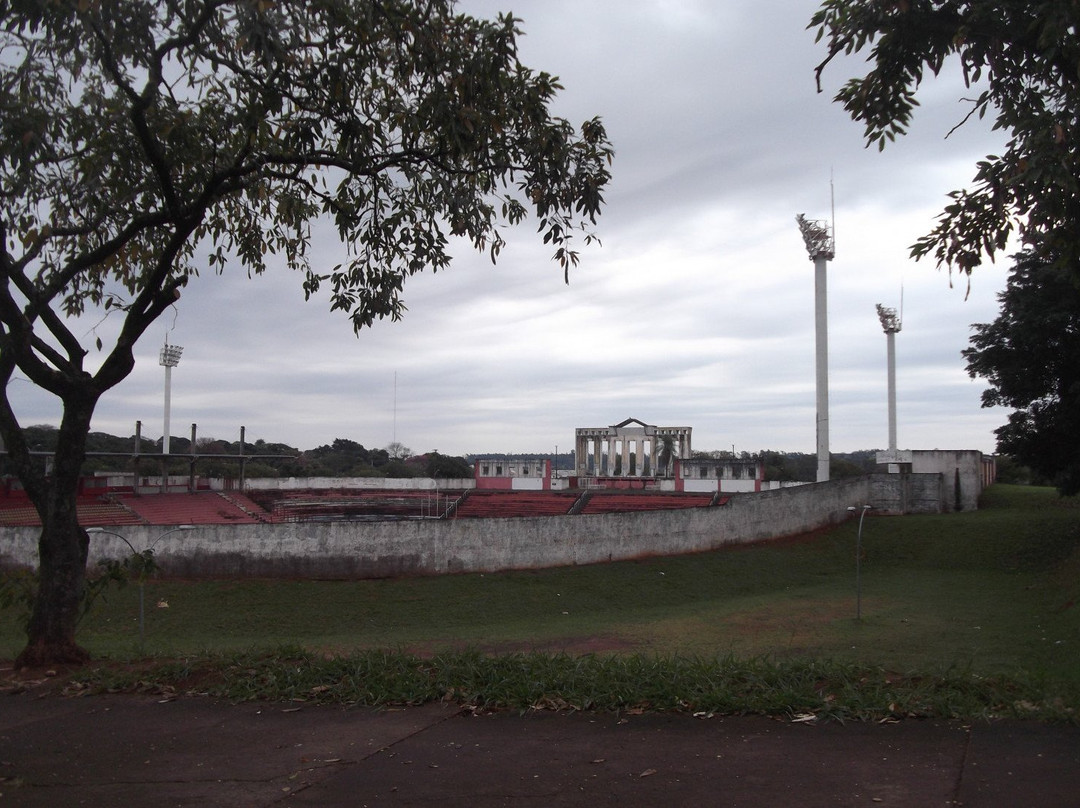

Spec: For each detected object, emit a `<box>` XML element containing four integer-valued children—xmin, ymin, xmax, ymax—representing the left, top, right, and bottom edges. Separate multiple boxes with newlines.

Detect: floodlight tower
<box><xmin>796</xmin><ymin>213</ymin><xmax>835</xmax><ymax>483</ymax></box>
<box><xmin>159</xmin><ymin>341</ymin><xmax>184</xmax><ymax>455</ymax></box>
<box><xmin>876</xmin><ymin>303</ymin><xmax>902</xmax><ymax>452</ymax></box>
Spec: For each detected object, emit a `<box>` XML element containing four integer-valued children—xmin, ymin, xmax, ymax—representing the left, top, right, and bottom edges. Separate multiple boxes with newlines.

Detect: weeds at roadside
<box><xmin>64</xmin><ymin>647</ymin><xmax>1079</xmax><ymax>725</ymax></box>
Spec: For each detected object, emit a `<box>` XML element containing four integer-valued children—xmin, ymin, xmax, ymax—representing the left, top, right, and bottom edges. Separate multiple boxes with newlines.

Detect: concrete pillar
<box><xmin>886</xmin><ymin>328</ymin><xmax>897</xmax><ymax>451</ymax></box>
<box><xmin>814</xmin><ymin>254</ymin><xmax>830</xmax><ymax>482</ymax></box>
<box><xmin>162</xmin><ymin>364</ymin><xmax>174</xmax><ymax>455</ymax></box>
<box><xmin>798</xmin><ymin>214</ymin><xmax>834</xmax><ymax>484</ymax></box>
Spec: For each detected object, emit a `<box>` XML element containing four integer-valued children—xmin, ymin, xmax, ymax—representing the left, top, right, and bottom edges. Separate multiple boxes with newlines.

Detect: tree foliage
<box><xmin>304</xmin><ymin>438</ymin><xmax>390</xmax><ymax>476</ymax></box>
<box><xmin>0</xmin><ymin>0</ymin><xmax>612</xmax><ymax>666</ymax></box>
<box><xmin>423</xmin><ymin>450</ymin><xmax>472</xmax><ymax>479</ymax></box>
<box><xmin>963</xmin><ymin>251</ymin><xmax>1080</xmax><ymax>495</ymax></box>
<box><xmin>759</xmin><ymin>450</ymin><xmax>876</xmax><ymax>482</ymax></box>
<box><xmin>810</xmin><ymin>1</ymin><xmax>1080</xmax><ymax>276</ymax></box>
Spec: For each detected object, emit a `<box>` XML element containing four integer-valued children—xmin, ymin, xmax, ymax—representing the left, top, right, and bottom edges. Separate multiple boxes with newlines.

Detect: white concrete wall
<box><xmin>239</xmin><ymin>477</ymin><xmax>475</xmax><ymax>491</ymax></box>
<box><xmin>683</xmin><ymin>479</ymin><xmax>761</xmax><ymax>494</ymax></box>
<box><xmin>761</xmin><ymin>481</ymin><xmax>810</xmax><ymax>491</ymax></box>
<box><xmin>910</xmin><ymin>450</ymin><xmax>984</xmax><ymax>512</ymax></box>
<box><xmin>511</xmin><ymin>478</ymin><xmax>546</xmax><ymax>491</ymax></box>
<box><xmin>723</xmin><ymin>480</ymin><xmax>759</xmax><ymax>493</ymax></box>
<box><xmin>682</xmin><ymin>480</ymin><xmax>715</xmax><ymax>494</ymax></box>
<box><xmin>1</xmin><ymin>476</ymin><xmax>902</xmax><ymax>577</ymax></box>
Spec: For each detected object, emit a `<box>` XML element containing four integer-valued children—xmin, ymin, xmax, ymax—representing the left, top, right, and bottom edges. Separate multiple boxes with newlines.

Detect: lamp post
<box><xmin>846</xmin><ymin>505</ymin><xmax>872</xmax><ymax>620</ymax></box>
<box><xmin>86</xmin><ymin>525</ymin><xmax>194</xmax><ymax>653</ymax></box>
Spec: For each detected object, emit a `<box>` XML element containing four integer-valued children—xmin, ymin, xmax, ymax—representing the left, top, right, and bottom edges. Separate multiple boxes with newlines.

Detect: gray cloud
<box><xmin>13</xmin><ymin>0</ymin><xmax>1017</xmax><ymax>458</ymax></box>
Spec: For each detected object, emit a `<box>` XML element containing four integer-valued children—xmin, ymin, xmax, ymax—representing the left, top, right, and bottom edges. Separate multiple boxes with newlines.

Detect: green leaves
<box><xmin>963</xmin><ymin>251</ymin><xmax>1080</xmax><ymax>494</ymax></box>
<box><xmin>0</xmin><ymin>0</ymin><xmax>613</xmax><ymax>378</ymax></box>
<box><xmin>815</xmin><ymin>2</ymin><xmax>1080</xmax><ymax>495</ymax></box>
<box><xmin>811</xmin><ymin>0</ymin><xmax>1080</xmax><ymax>276</ymax></box>
<box><xmin>0</xmin><ymin>1</ymin><xmax>613</xmax><ymax>665</ymax></box>
<box><xmin>0</xmin><ymin>549</ymin><xmax>159</xmax><ymax>632</ymax></box>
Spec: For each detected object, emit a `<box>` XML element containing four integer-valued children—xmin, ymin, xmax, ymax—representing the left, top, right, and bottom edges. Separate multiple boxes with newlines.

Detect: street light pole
<box><xmin>847</xmin><ymin>505</ymin><xmax>872</xmax><ymax>620</ymax></box>
<box><xmin>86</xmin><ymin>525</ymin><xmax>194</xmax><ymax>653</ymax></box>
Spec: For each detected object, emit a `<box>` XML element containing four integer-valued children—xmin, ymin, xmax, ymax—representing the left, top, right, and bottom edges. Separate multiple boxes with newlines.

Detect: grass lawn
<box><xmin>2</xmin><ymin>484</ymin><xmax>1077</xmax><ymax>719</ymax></box>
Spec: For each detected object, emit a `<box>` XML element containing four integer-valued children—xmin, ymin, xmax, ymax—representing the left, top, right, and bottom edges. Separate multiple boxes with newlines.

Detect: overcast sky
<box><xmin>12</xmin><ymin>0</ymin><xmax>1016</xmax><ymax>457</ymax></box>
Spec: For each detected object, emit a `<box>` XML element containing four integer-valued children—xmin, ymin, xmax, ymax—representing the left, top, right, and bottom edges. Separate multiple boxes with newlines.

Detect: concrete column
<box><xmin>162</xmin><ymin>364</ymin><xmax>174</xmax><ymax>455</ymax></box>
<box><xmin>621</xmin><ymin>439</ymin><xmax>630</xmax><ymax>477</ymax></box>
<box><xmin>814</xmin><ymin>254</ymin><xmax>830</xmax><ymax>483</ymax></box>
<box><xmin>886</xmin><ymin>329</ymin><xmax>898</xmax><ymax>451</ymax></box>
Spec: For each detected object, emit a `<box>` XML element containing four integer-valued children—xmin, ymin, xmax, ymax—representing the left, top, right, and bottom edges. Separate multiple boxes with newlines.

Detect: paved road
<box><xmin>1</xmin><ymin>693</ymin><xmax>1078</xmax><ymax>806</ymax></box>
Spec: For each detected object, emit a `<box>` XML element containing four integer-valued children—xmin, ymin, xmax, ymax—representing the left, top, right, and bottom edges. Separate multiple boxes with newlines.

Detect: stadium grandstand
<box><xmin>0</xmin><ymin>484</ymin><xmax>730</xmax><ymax>526</ymax></box>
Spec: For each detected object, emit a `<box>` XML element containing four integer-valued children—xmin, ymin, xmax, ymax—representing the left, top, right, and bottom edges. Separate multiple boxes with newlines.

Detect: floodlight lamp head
<box><xmin>875</xmin><ymin>303</ymin><xmax>901</xmax><ymax>334</ymax></box>
<box><xmin>159</xmin><ymin>343</ymin><xmax>184</xmax><ymax>367</ymax></box>
<box><xmin>795</xmin><ymin>214</ymin><xmax>835</xmax><ymax>261</ymax></box>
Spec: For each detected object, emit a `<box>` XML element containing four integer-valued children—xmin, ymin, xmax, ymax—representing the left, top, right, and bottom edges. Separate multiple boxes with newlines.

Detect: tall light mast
<box><xmin>876</xmin><ymin>303</ymin><xmax>902</xmax><ymax>452</ymax></box>
<box><xmin>796</xmin><ymin>213</ymin><xmax>835</xmax><ymax>483</ymax></box>
<box><xmin>159</xmin><ymin>341</ymin><xmax>184</xmax><ymax>455</ymax></box>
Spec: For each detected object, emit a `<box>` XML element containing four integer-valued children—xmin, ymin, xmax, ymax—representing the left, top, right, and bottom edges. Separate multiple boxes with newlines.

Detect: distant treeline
<box><xmin>4</xmin><ymin>426</ymin><xmax>891</xmax><ymax>483</ymax></box>
<box><xmin>2</xmin><ymin>427</ymin><xmax>471</xmax><ymax>481</ymax></box>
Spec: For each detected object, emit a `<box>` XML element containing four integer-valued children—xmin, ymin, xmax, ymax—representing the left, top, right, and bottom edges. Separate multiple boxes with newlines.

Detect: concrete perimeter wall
<box><xmin>3</xmin><ymin>475</ymin><xmax>945</xmax><ymax>579</ymax></box>
<box><xmin>238</xmin><ymin>477</ymin><xmax>476</xmax><ymax>491</ymax></box>
<box><xmin>910</xmin><ymin>450</ymin><xmax>984</xmax><ymax>512</ymax></box>
<box><xmin>870</xmin><ymin>472</ymin><xmax>945</xmax><ymax>514</ymax></box>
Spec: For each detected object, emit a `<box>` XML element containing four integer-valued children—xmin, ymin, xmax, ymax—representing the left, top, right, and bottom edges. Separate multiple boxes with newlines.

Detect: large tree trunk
<box><xmin>14</xmin><ymin>398</ymin><xmax>96</xmax><ymax>668</ymax></box>
<box><xmin>15</xmin><ymin>513</ymin><xmax>91</xmax><ymax>667</ymax></box>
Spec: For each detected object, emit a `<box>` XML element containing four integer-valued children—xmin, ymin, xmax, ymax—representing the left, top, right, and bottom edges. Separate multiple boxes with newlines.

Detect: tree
<box><xmin>0</xmin><ymin>0</ymin><xmax>612</xmax><ymax>666</ymax></box>
<box><xmin>991</xmin><ymin>454</ymin><xmax>1035</xmax><ymax>486</ymax></box>
<box><xmin>423</xmin><ymin>450</ymin><xmax>471</xmax><ymax>479</ymax></box>
<box><xmin>830</xmin><ymin>457</ymin><xmax>865</xmax><ymax>479</ymax></box>
<box><xmin>383</xmin><ymin>457</ymin><xmax>422</xmax><ymax>478</ymax></box>
<box><xmin>810</xmin><ymin>2</ymin><xmax>1080</xmax><ymax>277</ymax></box>
<box><xmin>306</xmin><ymin>438</ymin><xmax>376</xmax><ymax>475</ymax></box>
<box><xmin>963</xmin><ymin>251</ymin><xmax>1080</xmax><ymax>495</ymax></box>
<box><xmin>384</xmin><ymin>442</ymin><xmax>412</xmax><ymax>462</ymax></box>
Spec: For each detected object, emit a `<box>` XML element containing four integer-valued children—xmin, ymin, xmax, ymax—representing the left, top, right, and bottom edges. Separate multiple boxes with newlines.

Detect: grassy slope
<box><xmin>2</xmin><ymin>484</ymin><xmax>1078</xmax><ymax>719</ymax></box>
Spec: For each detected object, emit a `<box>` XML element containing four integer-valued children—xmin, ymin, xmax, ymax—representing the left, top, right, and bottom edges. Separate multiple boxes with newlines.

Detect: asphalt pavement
<box><xmin>2</xmin><ymin>690</ymin><xmax>1079</xmax><ymax>807</ymax></box>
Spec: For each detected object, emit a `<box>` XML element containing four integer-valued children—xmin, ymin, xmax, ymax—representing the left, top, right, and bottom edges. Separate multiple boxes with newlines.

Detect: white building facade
<box><xmin>574</xmin><ymin>417</ymin><xmax>692</xmax><ymax>479</ymax></box>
